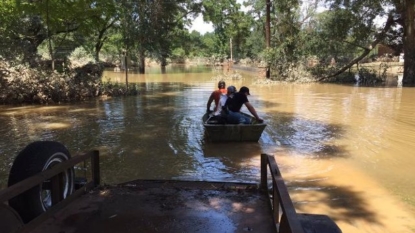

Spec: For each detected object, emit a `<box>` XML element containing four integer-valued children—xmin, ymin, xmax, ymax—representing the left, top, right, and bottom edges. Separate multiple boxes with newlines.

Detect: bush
<box><xmin>68</xmin><ymin>47</ymin><xmax>95</xmax><ymax>68</ymax></box>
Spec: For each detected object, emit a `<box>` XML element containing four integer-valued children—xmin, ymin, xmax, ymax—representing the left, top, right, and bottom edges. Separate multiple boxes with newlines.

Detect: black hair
<box><xmin>218</xmin><ymin>81</ymin><xmax>226</xmax><ymax>89</ymax></box>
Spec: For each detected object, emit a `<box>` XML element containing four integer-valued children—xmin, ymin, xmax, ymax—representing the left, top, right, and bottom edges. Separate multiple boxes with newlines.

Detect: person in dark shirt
<box><xmin>225</xmin><ymin>86</ymin><xmax>264</xmax><ymax>124</ymax></box>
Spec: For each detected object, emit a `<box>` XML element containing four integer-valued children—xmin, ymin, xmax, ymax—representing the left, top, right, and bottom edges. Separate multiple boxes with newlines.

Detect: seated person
<box><xmin>206</xmin><ymin>80</ymin><xmax>227</xmax><ymax>114</ymax></box>
<box><xmin>206</xmin><ymin>86</ymin><xmax>237</xmax><ymax>124</ymax></box>
<box><xmin>225</xmin><ymin>86</ymin><xmax>263</xmax><ymax>124</ymax></box>
<box><xmin>216</xmin><ymin>85</ymin><xmax>236</xmax><ymax>116</ymax></box>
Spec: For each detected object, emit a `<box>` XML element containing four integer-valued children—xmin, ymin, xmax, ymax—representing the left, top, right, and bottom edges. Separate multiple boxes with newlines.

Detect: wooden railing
<box><xmin>261</xmin><ymin>153</ymin><xmax>341</xmax><ymax>233</ymax></box>
<box><xmin>261</xmin><ymin>153</ymin><xmax>306</xmax><ymax>233</ymax></box>
<box><xmin>0</xmin><ymin>150</ymin><xmax>100</xmax><ymax>233</ymax></box>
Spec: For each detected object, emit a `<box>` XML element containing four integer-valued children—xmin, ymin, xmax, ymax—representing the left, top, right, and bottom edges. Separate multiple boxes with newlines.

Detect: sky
<box><xmin>188</xmin><ymin>16</ymin><xmax>214</xmax><ymax>34</ymax></box>
<box><xmin>188</xmin><ymin>1</ymin><xmax>387</xmax><ymax>34</ymax></box>
<box><xmin>188</xmin><ymin>0</ymin><xmax>249</xmax><ymax>34</ymax></box>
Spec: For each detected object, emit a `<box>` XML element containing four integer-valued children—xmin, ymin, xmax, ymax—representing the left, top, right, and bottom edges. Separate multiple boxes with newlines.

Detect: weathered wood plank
<box><xmin>91</xmin><ymin>150</ymin><xmax>100</xmax><ymax>186</ymax></box>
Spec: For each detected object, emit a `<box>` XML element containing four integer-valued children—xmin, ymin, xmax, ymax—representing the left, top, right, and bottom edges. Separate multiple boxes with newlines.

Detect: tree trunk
<box><xmin>402</xmin><ymin>0</ymin><xmax>415</xmax><ymax>84</ymax></box>
<box><xmin>45</xmin><ymin>0</ymin><xmax>56</xmax><ymax>71</ymax></box>
<box><xmin>138</xmin><ymin>50</ymin><xmax>145</xmax><ymax>74</ymax></box>
<box><xmin>124</xmin><ymin>51</ymin><xmax>128</xmax><ymax>90</ymax></box>
<box><xmin>161</xmin><ymin>65</ymin><xmax>166</xmax><ymax>74</ymax></box>
<box><xmin>48</xmin><ymin>36</ymin><xmax>54</xmax><ymax>70</ymax></box>
<box><xmin>23</xmin><ymin>40</ymin><xmax>43</xmax><ymax>67</ymax></box>
<box><xmin>160</xmin><ymin>55</ymin><xmax>167</xmax><ymax>74</ymax></box>
<box><xmin>94</xmin><ymin>42</ymin><xmax>101</xmax><ymax>63</ymax></box>
<box><xmin>94</xmin><ymin>20</ymin><xmax>115</xmax><ymax>63</ymax></box>
<box><xmin>94</xmin><ymin>36</ymin><xmax>104</xmax><ymax>63</ymax></box>
<box><xmin>94</xmin><ymin>50</ymin><xmax>100</xmax><ymax>63</ymax></box>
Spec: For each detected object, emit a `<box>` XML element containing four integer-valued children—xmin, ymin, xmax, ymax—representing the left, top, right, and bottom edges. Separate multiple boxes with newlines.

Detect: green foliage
<box><xmin>1</xmin><ymin>0</ymin><xmax>413</xmax><ymax>84</ymax></box>
<box><xmin>101</xmin><ymin>30</ymin><xmax>123</xmax><ymax>63</ymax></box>
<box><xmin>114</xmin><ymin>0</ymin><xmax>202</xmax><ymax>67</ymax></box>
<box><xmin>171</xmin><ymin>48</ymin><xmax>186</xmax><ymax>63</ymax></box>
<box><xmin>68</xmin><ymin>47</ymin><xmax>94</xmax><ymax>67</ymax></box>
<box><xmin>0</xmin><ymin>0</ymin><xmax>103</xmax><ymax>63</ymax></box>
<box><xmin>262</xmin><ymin>0</ymin><xmax>309</xmax><ymax>80</ymax></box>
<box><xmin>202</xmin><ymin>0</ymin><xmax>251</xmax><ymax>58</ymax></box>
<box><xmin>0</xmin><ymin>1</ymin><xmax>30</xmax><ymax>60</ymax></box>
<box><xmin>302</xmin><ymin>10</ymin><xmax>361</xmax><ymax>64</ymax></box>
<box><xmin>263</xmin><ymin>0</ymin><xmax>394</xmax><ymax>81</ymax></box>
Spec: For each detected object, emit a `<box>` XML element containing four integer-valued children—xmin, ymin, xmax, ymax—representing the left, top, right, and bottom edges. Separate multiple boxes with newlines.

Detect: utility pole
<box><xmin>230</xmin><ymin>38</ymin><xmax>233</xmax><ymax>61</ymax></box>
<box><xmin>124</xmin><ymin>49</ymin><xmax>129</xmax><ymax>91</ymax></box>
<box><xmin>265</xmin><ymin>0</ymin><xmax>271</xmax><ymax>78</ymax></box>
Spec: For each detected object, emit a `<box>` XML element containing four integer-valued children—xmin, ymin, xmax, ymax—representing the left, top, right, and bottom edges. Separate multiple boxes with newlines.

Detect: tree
<box><xmin>202</xmin><ymin>0</ymin><xmax>248</xmax><ymax>59</ymax></box>
<box><xmin>312</xmin><ymin>0</ymin><xmax>414</xmax><ymax>84</ymax></box>
<box><xmin>116</xmin><ymin>0</ymin><xmax>201</xmax><ymax>73</ymax></box>
<box><xmin>243</xmin><ymin>0</ymin><xmax>267</xmax><ymax>59</ymax></box>
<box><xmin>146</xmin><ymin>0</ymin><xmax>201</xmax><ymax>69</ymax></box>
<box><xmin>394</xmin><ymin>0</ymin><xmax>415</xmax><ymax>84</ymax></box>
<box><xmin>0</xmin><ymin>0</ymin><xmax>28</xmax><ymax>60</ymax></box>
<box><xmin>79</xmin><ymin>0</ymin><xmax>119</xmax><ymax>62</ymax></box>
<box><xmin>0</xmin><ymin>0</ymin><xmax>113</xmax><ymax>68</ymax></box>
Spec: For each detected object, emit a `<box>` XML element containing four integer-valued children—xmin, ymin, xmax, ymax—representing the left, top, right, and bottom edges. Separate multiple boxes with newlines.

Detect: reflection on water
<box><xmin>1</xmin><ymin>66</ymin><xmax>415</xmax><ymax>232</ymax></box>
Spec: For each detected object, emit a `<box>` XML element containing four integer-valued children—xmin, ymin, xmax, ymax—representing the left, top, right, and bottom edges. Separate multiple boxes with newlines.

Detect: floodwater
<box><xmin>1</xmin><ymin>65</ymin><xmax>415</xmax><ymax>232</ymax></box>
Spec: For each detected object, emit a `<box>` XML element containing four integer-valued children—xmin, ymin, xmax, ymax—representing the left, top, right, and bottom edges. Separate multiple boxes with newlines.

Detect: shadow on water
<box><xmin>253</xmin><ymin>109</ymin><xmax>387</xmax><ymax>226</ymax></box>
<box><xmin>255</xmin><ymin>103</ymin><xmax>390</xmax><ymax>228</ymax></box>
<box><xmin>259</xmin><ymin>103</ymin><xmax>349</xmax><ymax>159</ymax></box>
<box><xmin>289</xmin><ymin>180</ymin><xmax>380</xmax><ymax>226</ymax></box>
<box><xmin>201</xmin><ymin>142</ymin><xmax>262</xmax><ymax>182</ymax></box>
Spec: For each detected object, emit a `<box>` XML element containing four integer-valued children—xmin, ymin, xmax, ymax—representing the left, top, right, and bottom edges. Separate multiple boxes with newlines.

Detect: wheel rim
<box><xmin>40</xmin><ymin>152</ymin><xmax>73</xmax><ymax>211</ymax></box>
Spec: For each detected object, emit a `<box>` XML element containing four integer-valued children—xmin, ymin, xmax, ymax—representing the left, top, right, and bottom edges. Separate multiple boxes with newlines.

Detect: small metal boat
<box><xmin>203</xmin><ymin>112</ymin><xmax>267</xmax><ymax>142</ymax></box>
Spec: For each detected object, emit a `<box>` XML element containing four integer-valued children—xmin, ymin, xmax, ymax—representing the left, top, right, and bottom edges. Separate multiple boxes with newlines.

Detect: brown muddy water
<box><xmin>0</xmin><ymin>65</ymin><xmax>414</xmax><ymax>232</ymax></box>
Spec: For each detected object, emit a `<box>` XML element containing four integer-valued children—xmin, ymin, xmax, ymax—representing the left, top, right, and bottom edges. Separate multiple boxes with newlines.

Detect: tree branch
<box><xmin>341</xmin><ymin>39</ymin><xmax>371</xmax><ymax>50</ymax></box>
<box><xmin>317</xmin><ymin>13</ymin><xmax>395</xmax><ymax>81</ymax></box>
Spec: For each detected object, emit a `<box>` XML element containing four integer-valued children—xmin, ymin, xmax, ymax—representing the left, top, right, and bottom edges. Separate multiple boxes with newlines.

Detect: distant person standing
<box><xmin>206</xmin><ymin>80</ymin><xmax>227</xmax><ymax>114</ymax></box>
<box><xmin>225</xmin><ymin>86</ymin><xmax>263</xmax><ymax>124</ymax></box>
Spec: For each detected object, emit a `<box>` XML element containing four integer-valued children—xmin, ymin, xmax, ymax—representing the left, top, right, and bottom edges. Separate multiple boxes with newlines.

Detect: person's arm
<box><xmin>244</xmin><ymin>102</ymin><xmax>263</xmax><ymax>123</ymax></box>
<box><xmin>206</xmin><ymin>92</ymin><xmax>214</xmax><ymax>112</ymax></box>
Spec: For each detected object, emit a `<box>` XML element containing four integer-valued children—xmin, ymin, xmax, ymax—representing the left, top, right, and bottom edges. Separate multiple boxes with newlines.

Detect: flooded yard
<box><xmin>0</xmin><ymin>65</ymin><xmax>414</xmax><ymax>232</ymax></box>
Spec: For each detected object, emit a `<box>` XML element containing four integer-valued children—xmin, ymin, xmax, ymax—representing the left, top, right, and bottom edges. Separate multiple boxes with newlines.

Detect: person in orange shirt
<box><xmin>206</xmin><ymin>80</ymin><xmax>227</xmax><ymax>113</ymax></box>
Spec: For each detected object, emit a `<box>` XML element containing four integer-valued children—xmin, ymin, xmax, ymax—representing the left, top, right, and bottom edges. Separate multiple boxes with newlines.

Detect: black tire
<box><xmin>8</xmin><ymin>141</ymin><xmax>75</xmax><ymax>223</ymax></box>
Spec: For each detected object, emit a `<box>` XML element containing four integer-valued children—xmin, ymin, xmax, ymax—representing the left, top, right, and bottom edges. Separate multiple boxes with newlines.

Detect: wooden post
<box><xmin>124</xmin><ymin>50</ymin><xmax>129</xmax><ymax>91</ymax></box>
<box><xmin>51</xmin><ymin>172</ymin><xmax>64</xmax><ymax>205</ymax></box>
<box><xmin>91</xmin><ymin>150</ymin><xmax>100</xmax><ymax>187</ymax></box>
<box><xmin>260</xmin><ymin>154</ymin><xmax>268</xmax><ymax>190</ymax></box>
<box><xmin>273</xmin><ymin>180</ymin><xmax>280</xmax><ymax>223</ymax></box>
